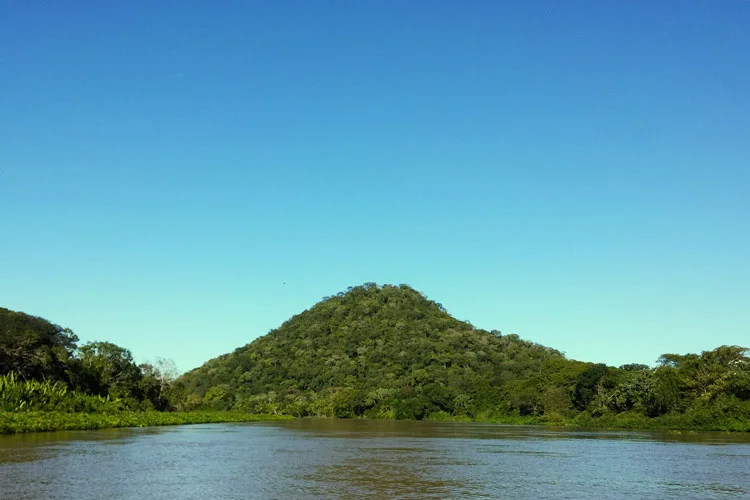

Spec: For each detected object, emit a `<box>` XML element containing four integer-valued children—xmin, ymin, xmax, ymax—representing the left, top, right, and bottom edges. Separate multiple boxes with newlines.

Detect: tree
<box><xmin>76</xmin><ymin>341</ymin><xmax>143</xmax><ymax>403</ymax></box>
<box><xmin>0</xmin><ymin>307</ymin><xmax>78</xmax><ymax>383</ymax></box>
<box><xmin>572</xmin><ymin>364</ymin><xmax>608</xmax><ymax>410</ymax></box>
<box><xmin>645</xmin><ymin>366</ymin><xmax>682</xmax><ymax>417</ymax></box>
<box><xmin>619</xmin><ymin>363</ymin><xmax>650</xmax><ymax>372</ymax></box>
<box><xmin>137</xmin><ymin>358</ymin><xmax>180</xmax><ymax>410</ymax></box>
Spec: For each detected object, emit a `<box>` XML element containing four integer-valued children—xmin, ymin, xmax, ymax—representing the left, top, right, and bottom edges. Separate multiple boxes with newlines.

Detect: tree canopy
<box><xmin>0</xmin><ymin>307</ymin><xmax>176</xmax><ymax>410</ymax></box>
<box><xmin>4</xmin><ymin>284</ymin><xmax>749</xmax><ymax>429</ymax></box>
<box><xmin>174</xmin><ymin>284</ymin><xmax>750</xmax><ymax>425</ymax></box>
<box><xmin>0</xmin><ymin>307</ymin><xmax>78</xmax><ymax>382</ymax></box>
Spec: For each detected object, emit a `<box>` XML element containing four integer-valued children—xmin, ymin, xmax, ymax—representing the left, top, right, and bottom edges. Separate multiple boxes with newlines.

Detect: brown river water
<box><xmin>1</xmin><ymin>419</ymin><xmax>749</xmax><ymax>499</ymax></box>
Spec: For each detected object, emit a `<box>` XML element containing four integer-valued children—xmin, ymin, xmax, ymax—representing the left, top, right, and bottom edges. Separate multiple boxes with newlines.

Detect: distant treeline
<box><xmin>3</xmin><ymin>285</ymin><xmax>749</xmax><ymax>432</ymax></box>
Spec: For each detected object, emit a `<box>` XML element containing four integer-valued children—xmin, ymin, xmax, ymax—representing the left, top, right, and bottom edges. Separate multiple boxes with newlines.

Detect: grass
<box><xmin>0</xmin><ymin>374</ymin><xmax>291</xmax><ymax>434</ymax></box>
<box><xmin>425</xmin><ymin>411</ymin><xmax>750</xmax><ymax>432</ymax></box>
<box><xmin>0</xmin><ymin>373</ymin><xmax>126</xmax><ymax>413</ymax></box>
<box><xmin>0</xmin><ymin>411</ymin><xmax>291</xmax><ymax>434</ymax></box>
<box><xmin>2</xmin><ymin>408</ymin><xmax>747</xmax><ymax>434</ymax></box>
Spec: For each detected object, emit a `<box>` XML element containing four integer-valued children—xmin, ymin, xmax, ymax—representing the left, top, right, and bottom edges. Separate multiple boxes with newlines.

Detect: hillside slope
<box><xmin>0</xmin><ymin>307</ymin><xmax>78</xmax><ymax>382</ymax></box>
<box><xmin>176</xmin><ymin>283</ymin><xmax>564</xmax><ymax>418</ymax></box>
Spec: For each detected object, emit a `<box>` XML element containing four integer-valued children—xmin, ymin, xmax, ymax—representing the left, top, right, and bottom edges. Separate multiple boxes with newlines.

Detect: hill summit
<box><xmin>175</xmin><ymin>283</ymin><xmax>562</xmax><ymax>418</ymax></box>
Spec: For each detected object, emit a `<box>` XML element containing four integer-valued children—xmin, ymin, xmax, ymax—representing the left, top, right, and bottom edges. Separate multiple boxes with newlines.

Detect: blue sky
<box><xmin>2</xmin><ymin>1</ymin><xmax>748</xmax><ymax>372</ymax></box>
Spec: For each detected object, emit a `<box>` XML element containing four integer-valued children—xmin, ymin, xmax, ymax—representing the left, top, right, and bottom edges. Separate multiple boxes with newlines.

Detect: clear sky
<box><xmin>2</xmin><ymin>1</ymin><xmax>748</xmax><ymax>373</ymax></box>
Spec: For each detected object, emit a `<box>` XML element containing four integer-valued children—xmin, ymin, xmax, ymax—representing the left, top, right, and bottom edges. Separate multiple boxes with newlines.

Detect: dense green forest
<box><xmin>0</xmin><ymin>306</ymin><xmax>177</xmax><ymax>413</ymax></box>
<box><xmin>175</xmin><ymin>284</ymin><xmax>750</xmax><ymax>430</ymax></box>
<box><xmin>3</xmin><ymin>284</ymin><xmax>750</xmax><ymax>431</ymax></box>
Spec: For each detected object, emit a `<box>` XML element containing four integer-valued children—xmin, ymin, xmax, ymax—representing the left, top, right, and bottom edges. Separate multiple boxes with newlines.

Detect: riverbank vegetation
<box><xmin>176</xmin><ymin>284</ymin><xmax>750</xmax><ymax>432</ymax></box>
<box><xmin>0</xmin><ymin>369</ymin><xmax>288</xmax><ymax>434</ymax></box>
<box><xmin>3</xmin><ymin>284</ymin><xmax>749</xmax><ymax>433</ymax></box>
<box><xmin>0</xmin><ymin>308</ymin><xmax>283</xmax><ymax>433</ymax></box>
<box><xmin>1</xmin><ymin>307</ymin><xmax>177</xmax><ymax>412</ymax></box>
<box><xmin>0</xmin><ymin>410</ymin><xmax>289</xmax><ymax>434</ymax></box>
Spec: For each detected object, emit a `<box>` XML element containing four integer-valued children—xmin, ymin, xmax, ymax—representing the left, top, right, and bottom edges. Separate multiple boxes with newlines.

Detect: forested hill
<box><xmin>175</xmin><ymin>284</ymin><xmax>750</xmax><ymax>428</ymax></box>
<box><xmin>176</xmin><ymin>283</ymin><xmax>565</xmax><ymax>417</ymax></box>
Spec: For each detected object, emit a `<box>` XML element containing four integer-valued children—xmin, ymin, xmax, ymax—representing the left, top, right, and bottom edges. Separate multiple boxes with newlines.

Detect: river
<box><xmin>1</xmin><ymin>419</ymin><xmax>749</xmax><ymax>499</ymax></box>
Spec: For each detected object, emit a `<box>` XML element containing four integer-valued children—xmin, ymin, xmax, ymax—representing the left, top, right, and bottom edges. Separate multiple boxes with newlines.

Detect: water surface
<box><xmin>1</xmin><ymin>419</ymin><xmax>749</xmax><ymax>499</ymax></box>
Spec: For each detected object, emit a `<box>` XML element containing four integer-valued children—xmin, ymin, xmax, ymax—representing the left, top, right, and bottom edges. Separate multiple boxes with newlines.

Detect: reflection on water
<box><xmin>268</xmin><ymin>417</ymin><xmax>750</xmax><ymax>444</ymax></box>
<box><xmin>1</xmin><ymin>419</ymin><xmax>749</xmax><ymax>499</ymax></box>
<box><xmin>303</xmin><ymin>450</ymin><xmax>471</xmax><ymax>498</ymax></box>
<box><xmin>0</xmin><ymin>428</ymin><xmax>139</xmax><ymax>465</ymax></box>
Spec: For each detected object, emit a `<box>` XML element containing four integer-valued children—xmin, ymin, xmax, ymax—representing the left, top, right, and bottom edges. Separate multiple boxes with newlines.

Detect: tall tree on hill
<box><xmin>0</xmin><ymin>307</ymin><xmax>78</xmax><ymax>383</ymax></box>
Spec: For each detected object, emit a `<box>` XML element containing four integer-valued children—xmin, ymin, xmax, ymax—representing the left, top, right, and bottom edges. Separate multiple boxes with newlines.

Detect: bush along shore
<box><xmin>0</xmin><ymin>373</ymin><xmax>288</xmax><ymax>434</ymax></box>
<box><xmin>425</xmin><ymin>406</ymin><xmax>750</xmax><ymax>433</ymax></box>
<box><xmin>0</xmin><ymin>364</ymin><xmax>747</xmax><ymax>434</ymax></box>
<box><xmin>5</xmin><ymin>409</ymin><xmax>748</xmax><ymax>436</ymax></box>
<box><xmin>0</xmin><ymin>411</ymin><xmax>289</xmax><ymax>434</ymax></box>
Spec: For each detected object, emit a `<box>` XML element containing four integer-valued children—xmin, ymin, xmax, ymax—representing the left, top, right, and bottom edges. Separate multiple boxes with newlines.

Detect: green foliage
<box><xmin>1</xmin><ymin>373</ymin><xmax>68</xmax><ymax>411</ymax></box>
<box><xmin>176</xmin><ymin>284</ymin><xmax>563</xmax><ymax>418</ymax></box>
<box><xmin>608</xmin><ymin>370</ymin><xmax>653</xmax><ymax>413</ymax></box>
<box><xmin>0</xmin><ymin>411</ymin><xmax>290</xmax><ymax>434</ymax></box>
<box><xmin>572</xmin><ymin>363</ymin><xmax>609</xmax><ymax>410</ymax></box>
<box><xmin>4</xmin><ymin>285</ymin><xmax>749</xmax><ymax>433</ymax></box>
<box><xmin>0</xmin><ymin>308</ymin><xmax>78</xmax><ymax>383</ymax></box>
<box><xmin>619</xmin><ymin>363</ymin><xmax>650</xmax><ymax>372</ymax></box>
<box><xmin>0</xmin><ymin>373</ymin><xmax>124</xmax><ymax>413</ymax></box>
<box><xmin>76</xmin><ymin>342</ymin><xmax>144</xmax><ymax>400</ymax></box>
<box><xmin>645</xmin><ymin>366</ymin><xmax>682</xmax><ymax>417</ymax></box>
<box><xmin>175</xmin><ymin>284</ymin><xmax>750</xmax><ymax>431</ymax></box>
<box><xmin>1</xmin><ymin>308</ymin><xmax>178</xmax><ymax>411</ymax></box>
